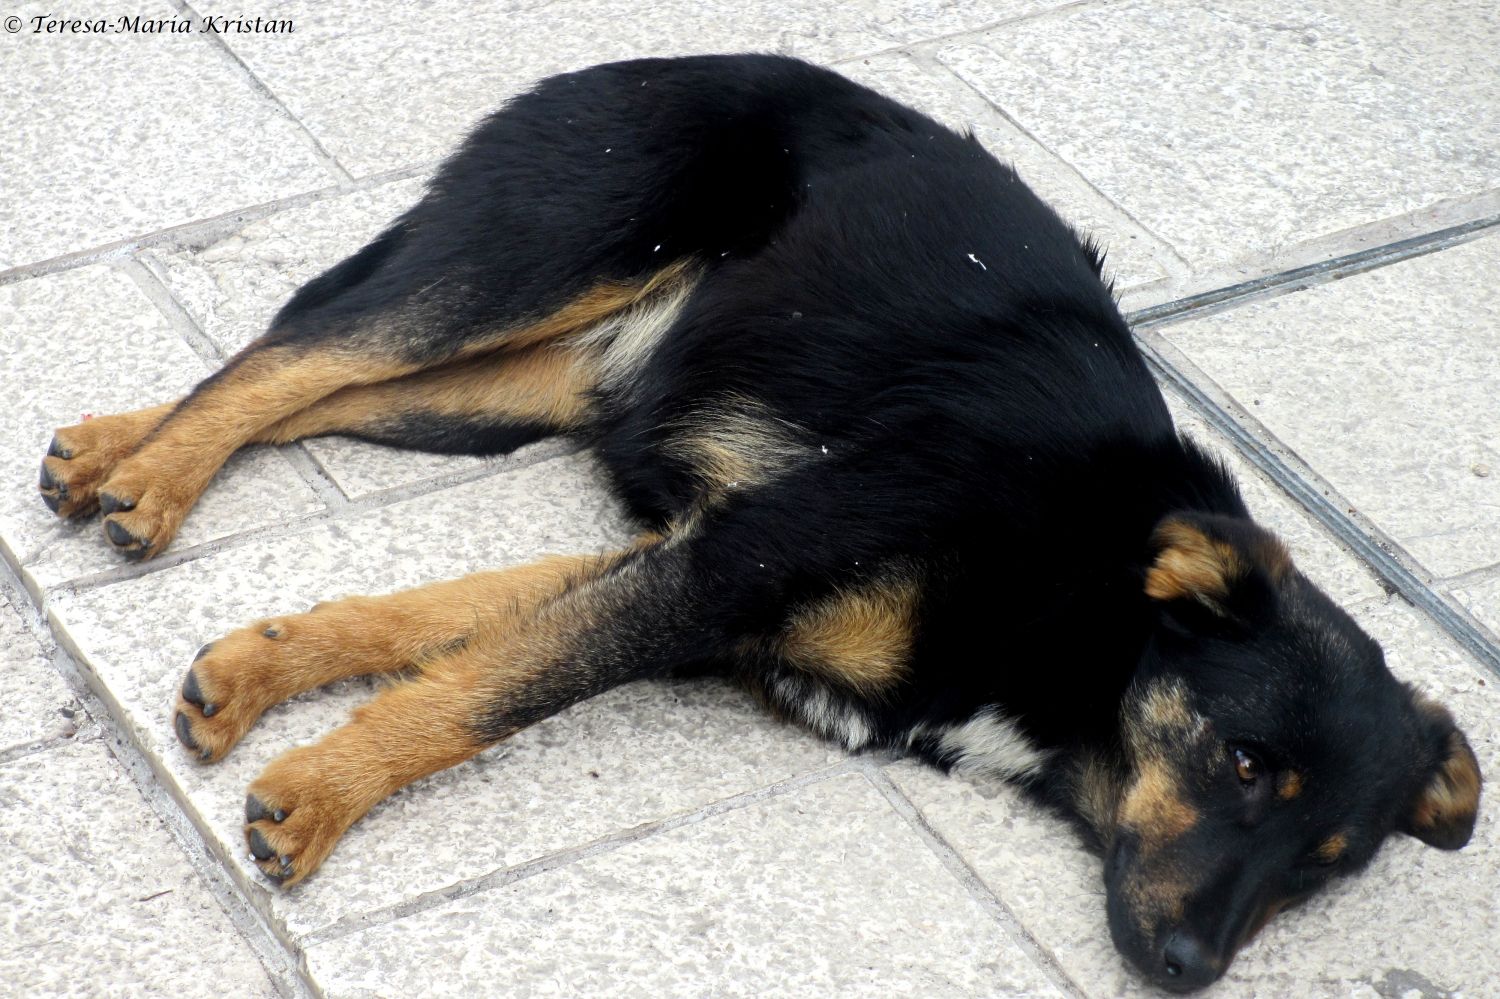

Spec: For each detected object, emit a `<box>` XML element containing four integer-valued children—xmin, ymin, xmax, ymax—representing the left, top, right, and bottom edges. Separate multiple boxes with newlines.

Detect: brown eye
<box><xmin>1233</xmin><ymin>748</ymin><xmax>1261</xmax><ymax>785</ymax></box>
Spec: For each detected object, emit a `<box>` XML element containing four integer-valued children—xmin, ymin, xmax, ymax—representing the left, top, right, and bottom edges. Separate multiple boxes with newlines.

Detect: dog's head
<box><xmin>1102</xmin><ymin>512</ymin><xmax>1481</xmax><ymax>992</ymax></box>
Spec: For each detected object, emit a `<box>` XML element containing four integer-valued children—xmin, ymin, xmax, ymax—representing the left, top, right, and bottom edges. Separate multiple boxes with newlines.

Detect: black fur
<box><xmin>256</xmin><ymin>55</ymin><xmax>1480</xmax><ymax>991</ymax></box>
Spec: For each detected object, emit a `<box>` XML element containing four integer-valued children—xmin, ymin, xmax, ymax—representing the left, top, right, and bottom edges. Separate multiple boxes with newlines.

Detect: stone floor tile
<box><xmin>0</xmin><ymin>265</ymin><xmax>323</xmax><ymax>589</ymax></box>
<box><xmin>1450</xmin><ymin>572</ymin><xmax>1500</xmax><ymax>641</ymax></box>
<box><xmin>0</xmin><ymin>0</ymin><xmax>332</xmax><ymax>270</ymax></box>
<box><xmin>1164</xmin><ymin>390</ymin><xmax>1386</xmax><ymax>607</ymax></box>
<box><xmin>835</xmin><ymin>53</ymin><xmax>1171</xmax><ymax>294</ymax></box>
<box><xmin>1157</xmin><ymin>233</ymin><xmax>1500</xmax><ymax>578</ymax></box>
<box><xmin>938</xmin><ymin>1</ymin><xmax>1500</xmax><ymax>272</ymax></box>
<box><xmin>205</xmin><ymin>0</ymin><xmax>1071</xmax><ymax>178</ymax></box>
<box><xmin>48</xmin><ymin>453</ymin><xmax>846</xmax><ymax>937</ymax></box>
<box><xmin>303</xmin><ymin>773</ymin><xmax>1063</xmax><ymax>998</ymax></box>
<box><xmin>0</xmin><ymin>739</ymin><xmax>276</xmax><ymax>998</ymax></box>
<box><xmin>888</xmin><ymin>595</ymin><xmax>1499</xmax><ymax>997</ymax></box>
<box><xmin>0</xmin><ymin>590</ymin><xmax>78</xmax><ymax>755</ymax></box>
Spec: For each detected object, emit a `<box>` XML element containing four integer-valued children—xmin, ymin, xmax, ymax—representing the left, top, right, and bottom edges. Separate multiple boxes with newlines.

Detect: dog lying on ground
<box><xmin>38</xmin><ymin>54</ymin><xmax>1480</xmax><ymax>991</ymax></box>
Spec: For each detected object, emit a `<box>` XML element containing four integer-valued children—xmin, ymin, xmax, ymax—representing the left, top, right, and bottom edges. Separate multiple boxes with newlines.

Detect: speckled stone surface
<box><xmin>203</xmin><ymin>0</ymin><xmax>1073</xmax><ymax>177</ymax></box>
<box><xmin>1451</xmin><ymin>573</ymin><xmax>1500</xmax><ymax>643</ymax></box>
<box><xmin>0</xmin><ymin>590</ymin><xmax>77</xmax><ymax>755</ymax></box>
<box><xmin>835</xmin><ymin>52</ymin><xmax>1172</xmax><ymax>295</ymax></box>
<box><xmin>1159</xmin><ymin>233</ymin><xmax>1500</xmax><ymax>579</ymax></box>
<box><xmin>0</xmin><ymin>740</ymin><xmax>277</xmax><ymax>998</ymax></box>
<box><xmin>889</xmin><ymin>596</ymin><xmax>1499</xmax><ymax>997</ymax></box>
<box><xmin>303</xmin><ymin>773</ymin><xmax>1066</xmax><ymax>998</ymax></box>
<box><xmin>938</xmin><ymin>0</ymin><xmax>1500</xmax><ymax>270</ymax></box>
<box><xmin>1164</xmin><ymin>389</ymin><xmax>1386</xmax><ymax>608</ymax></box>
<box><xmin>0</xmin><ymin>0</ymin><xmax>332</xmax><ymax>269</ymax></box>
<box><xmin>140</xmin><ymin>175</ymin><xmax>576</xmax><ymax>497</ymax></box>
<box><xmin>0</xmin><ymin>265</ymin><xmax>322</xmax><ymax>589</ymax></box>
<box><xmin>49</xmin><ymin>453</ymin><xmax>846</xmax><ymax>938</ymax></box>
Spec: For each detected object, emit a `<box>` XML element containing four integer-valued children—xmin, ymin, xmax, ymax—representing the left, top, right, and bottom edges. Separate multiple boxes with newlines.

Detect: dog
<box><xmin>37</xmin><ymin>54</ymin><xmax>1480</xmax><ymax>991</ymax></box>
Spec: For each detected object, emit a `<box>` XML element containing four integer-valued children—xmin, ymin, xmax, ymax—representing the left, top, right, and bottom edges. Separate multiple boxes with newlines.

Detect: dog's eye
<box><xmin>1233</xmin><ymin>748</ymin><xmax>1261</xmax><ymax>785</ymax></box>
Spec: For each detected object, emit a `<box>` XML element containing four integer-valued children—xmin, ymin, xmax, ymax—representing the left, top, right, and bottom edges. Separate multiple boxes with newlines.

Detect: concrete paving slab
<box><xmin>0</xmin><ymin>739</ymin><xmax>276</xmax><ymax>998</ymax></box>
<box><xmin>1165</xmin><ymin>390</ymin><xmax>1386</xmax><ymax>608</ymax></box>
<box><xmin>0</xmin><ymin>590</ymin><xmax>78</xmax><ymax>756</ymax></box>
<box><xmin>204</xmin><ymin>0</ymin><xmax>1073</xmax><ymax>178</ymax></box>
<box><xmin>0</xmin><ymin>0</ymin><xmax>332</xmax><ymax>270</ymax></box>
<box><xmin>48</xmin><ymin>453</ymin><xmax>845</xmax><ymax>938</ymax></box>
<box><xmin>1451</xmin><ymin>573</ymin><xmax>1500</xmax><ymax>644</ymax></box>
<box><xmin>889</xmin><ymin>595</ymin><xmax>1499</xmax><ymax>997</ymax></box>
<box><xmin>0</xmin><ymin>265</ymin><xmax>323</xmax><ymax>590</ymax></box>
<box><xmin>302</xmin><ymin>773</ymin><xmax>1064</xmax><ymax>998</ymax></box>
<box><xmin>1158</xmin><ymin>233</ymin><xmax>1500</xmax><ymax>579</ymax></box>
<box><xmin>140</xmin><ymin>175</ymin><xmax>573</xmax><ymax>498</ymax></box>
<box><xmin>938</xmin><ymin>1</ymin><xmax>1500</xmax><ymax>272</ymax></box>
<box><xmin>836</xmin><ymin>52</ymin><xmax>1172</xmax><ymax>294</ymax></box>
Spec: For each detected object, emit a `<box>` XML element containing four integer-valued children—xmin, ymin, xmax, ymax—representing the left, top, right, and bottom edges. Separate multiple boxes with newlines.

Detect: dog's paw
<box><xmin>97</xmin><ymin>458</ymin><xmax>196</xmax><ymax>561</ymax></box>
<box><xmin>244</xmin><ymin>749</ymin><xmax>365</xmax><ymax>887</ymax></box>
<box><xmin>172</xmin><ymin>621</ymin><xmax>299</xmax><ymax>762</ymax></box>
<box><xmin>37</xmin><ymin>408</ymin><xmax>165</xmax><ymax>519</ymax></box>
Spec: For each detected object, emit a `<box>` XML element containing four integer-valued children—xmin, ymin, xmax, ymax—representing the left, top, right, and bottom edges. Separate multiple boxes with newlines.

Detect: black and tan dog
<box><xmin>38</xmin><ymin>55</ymin><xmax>1480</xmax><ymax>991</ymax></box>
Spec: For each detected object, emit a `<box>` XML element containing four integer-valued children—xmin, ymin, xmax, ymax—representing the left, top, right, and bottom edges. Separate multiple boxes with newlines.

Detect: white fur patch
<box><xmin>771</xmin><ymin>674</ymin><xmax>872</xmax><ymax>750</ymax></box>
<box><xmin>576</xmin><ymin>272</ymin><xmax>699</xmax><ymax>393</ymax></box>
<box><xmin>912</xmin><ymin>707</ymin><xmax>1048</xmax><ymax>781</ymax></box>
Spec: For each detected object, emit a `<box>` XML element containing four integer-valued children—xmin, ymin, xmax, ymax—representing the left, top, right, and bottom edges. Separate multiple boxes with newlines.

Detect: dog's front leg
<box><xmin>239</xmin><ymin>531</ymin><xmax>736</xmax><ymax>886</ymax></box>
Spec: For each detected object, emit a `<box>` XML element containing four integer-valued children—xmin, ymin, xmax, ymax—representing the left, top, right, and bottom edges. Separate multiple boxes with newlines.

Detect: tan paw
<box><xmin>243</xmin><ymin>747</ymin><xmax>369</xmax><ymax>887</ymax></box>
<box><xmin>97</xmin><ymin>454</ymin><xmax>200</xmax><ymax>561</ymax></box>
<box><xmin>37</xmin><ymin>405</ymin><xmax>171</xmax><ymax>519</ymax></box>
<box><xmin>172</xmin><ymin>618</ymin><xmax>306</xmax><ymax>762</ymax></box>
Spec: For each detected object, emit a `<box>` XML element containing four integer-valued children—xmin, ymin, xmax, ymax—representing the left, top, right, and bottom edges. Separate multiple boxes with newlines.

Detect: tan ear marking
<box><xmin>1316</xmin><ymin>832</ymin><xmax>1348</xmax><ymax>863</ymax></box>
<box><xmin>1411</xmin><ymin>730</ymin><xmax>1482</xmax><ymax>834</ymax></box>
<box><xmin>1144</xmin><ymin>520</ymin><xmax>1238</xmax><ymax>605</ymax></box>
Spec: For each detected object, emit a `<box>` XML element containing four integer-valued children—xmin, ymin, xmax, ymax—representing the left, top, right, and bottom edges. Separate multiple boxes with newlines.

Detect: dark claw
<box><xmin>105</xmin><ymin>519</ymin><xmax>136</xmax><ymax>547</ymax></box>
<box><xmin>41</xmin><ymin>491</ymin><xmax>61</xmax><ymax>513</ymax></box>
<box><xmin>181</xmin><ymin>670</ymin><xmax>217</xmax><ymax>717</ymax></box>
<box><xmin>99</xmin><ymin>492</ymin><xmax>135</xmax><ymax>515</ymax></box>
<box><xmin>48</xmin><ymin>435</ymin><xmax>73</xmax><ymax>460</ymax></box>
<box><xmin>194</xmin><ymin>642</ymin><xmax>214</xmax><ymax>662</ymax></box>
<box><xmin>174</xmin><ymin>711</ymin><xmax>199</xmax><ymax>752</ymax></box>
<box><xmin>246</xmin><ymin>794</ymin><xmax>271</xmax><ymax>824</ymax></box>
<box><xmin>38</xmin><ymin>462</ymin><xmax>62</xmax><ymax>492</ymax></box>
<box><xmin>248</xmin><ymin>827</ymin><xmax>276</xmax><ymax>861</ymax></box>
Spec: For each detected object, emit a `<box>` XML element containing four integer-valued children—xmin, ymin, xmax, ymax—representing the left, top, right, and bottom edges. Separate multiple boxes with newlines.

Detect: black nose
<box><xmin>1159</xmin><ymin>932</ymin><xmax>1220</xmax><ymax>992</ymax></box>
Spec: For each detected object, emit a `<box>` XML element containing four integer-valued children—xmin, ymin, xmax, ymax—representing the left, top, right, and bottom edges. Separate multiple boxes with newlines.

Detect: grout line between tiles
<box><xmin>829</xmin><ymin>0</ymin><xmax>1098</xmax><ymax>67</ymax></box>
<box><xmin>297</xmin><ymin>760</ymin><xmax>863</xmax><ymax>948</ymax></box>
<box><xmin>1443</xmin><ymin>563</ymin><xmax>1500</xmax><ymax>591</ymax></box>
<box><xmin>0</xmin><ymin>162</ymin><xmax>436</xmax><ymax>290</ymax></box>
<box><xmin>858</xmin><ymin>762</ymin><xmax>1088</xmax><ymax>999</ymax></box>
<box><xmin>1125</xmin><ymin>219</ymin><xmax>1500</xmax><ymax>678</ymax></box>
<box><xmin>0</xmin><ymin>552</ymin><xmax>317</xmax><ymax>999</ymax></box>
<box><xmin>170</xmin><ymin>0</ymin><xmax>353</xmax><ymax>184</ymax></box>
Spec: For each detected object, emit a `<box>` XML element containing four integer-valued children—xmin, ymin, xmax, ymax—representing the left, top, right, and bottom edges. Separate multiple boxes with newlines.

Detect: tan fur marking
<box><xmin>259</xmin><ymin>343</ymin><xmax>599</xmax><ymax>443</ymax></box>
<box><xmin>503</xmin><ymin>261</ymin><xmax>695</xmax><ymax>352</ymax></box>
<box><xmin>1316</xmin><ymin>832</ymin><xmax>1348</xmax><ymax>863</ymax></box>
<box><xmin>672</xmin><ymin>393</ymin><xmax>809</xmax><ymax>493</ymax></box>
<box><xmin>1140</xmin><ymin>681</ymin><xmax>1194</xmax><ymax>732</ymax></box>
<box><xmin>1144</xmin><ymin>517</ymin><xmax>1291</xmax><ymax>606</ymax></box>
<box><xmin>781</xmin><ymin>575</ymin><xmax>919</xmax><ymax>694</ymax></box>
<box><xmin>1411</xmin><ymin>729</ymin><xmax>1483</xmax><ymax>833</ymax></box>
<box><xmin>1277</xmin><ymin>770</ymin><xmax>1304</xmax><ymax>800</ymax></box>
<box><xmin>1144</xmin><ymin>520</ymin><xmax>1238</xmax><ymax>604</ymax></box>
<box><xmin>1119</xmin><ymin>759</ymin><xmax>1199</xmax><ymax>845</ymax></box>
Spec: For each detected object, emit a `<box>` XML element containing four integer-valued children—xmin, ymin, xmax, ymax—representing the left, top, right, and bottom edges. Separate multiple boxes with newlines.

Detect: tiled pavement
<box><xmin>2</xmin><ymin>1</ymin><xmax>1497</xmax><ymax>995</ymax></box>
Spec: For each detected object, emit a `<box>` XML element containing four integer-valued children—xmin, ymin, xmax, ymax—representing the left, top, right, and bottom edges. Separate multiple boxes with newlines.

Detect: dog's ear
<box><xmin>1401</xmin><ymin>694</ymin><xmax>1482</xmax><ymax>850</ymax></box>
<box><xmin>1144</xmin><ymin>513</ymin><xmax>1291</xmax><ymax>632</ymax></box>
